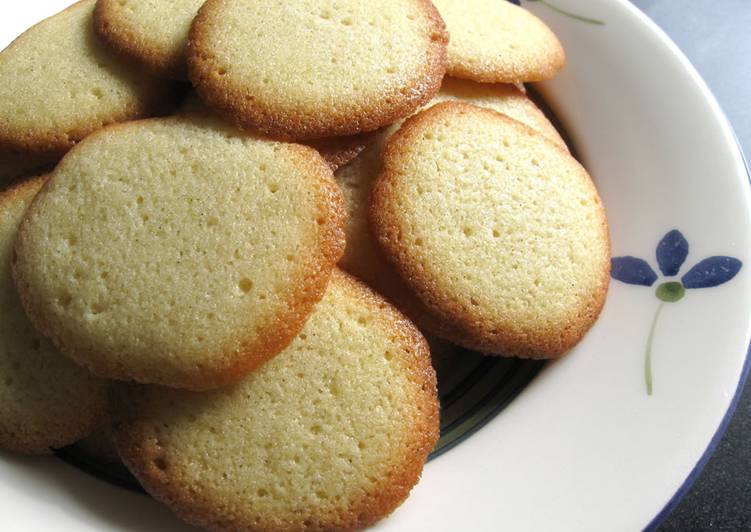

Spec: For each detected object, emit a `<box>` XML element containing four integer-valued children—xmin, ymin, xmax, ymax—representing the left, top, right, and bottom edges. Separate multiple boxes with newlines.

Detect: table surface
<box><xmin>627</xmin><ymin>1</ymin><xmax>751</xmax><ymax>530</ymax></box>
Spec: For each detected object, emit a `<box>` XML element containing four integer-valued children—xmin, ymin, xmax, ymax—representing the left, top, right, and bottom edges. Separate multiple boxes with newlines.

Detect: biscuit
<box><xmin>112</xmin><ymin>270</ymin><xmax>439</xmax><ymax>531</ymax></box>
<box><xmin>94</xmin><ymin>0</ymin><xmax>206</xmax><ymax>80</ymax></box>
<box><xmin>431</xmin><ymin>0</ymin><xmax>565</xmax><ymax>83</ymax></box>
<box><xmin>337</xmin><ymin>79</ymin><xmax>568</xmax><ymax>304</ymax></box>
<box><xmin>0</xmin><ymin>177</ymin><xmax>108</xmax><ymax>454</ymax></box>
<box><xmin>13</xmin><ymin>114</ymin><xmax>346</xmax><ymax>390</ymax></box>
<box><xmin>187</xmin><ymin>0</ymin><xmax>449</xmax><ymax>140</ymax></box>
<box><xmin>336</xmin><ymin>129</ymin><xmax>394</xmax><ymax>289</ymax></box>
<box><xmin>370</xmin><ymin>102</ymin><xmax>610</xmax><ymax>358</ymax></box>
<box><xmin>0</xmin><ymin>0</ymin><xmax>175</xmax><ymax>160</ymax></box>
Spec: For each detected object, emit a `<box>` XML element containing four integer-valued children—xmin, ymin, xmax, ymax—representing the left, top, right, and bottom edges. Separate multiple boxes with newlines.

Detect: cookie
<box><xmin>370</xmin><ymin>102</ymin><xmax>610</xmax><ymax>358</ymax></box>
<box><xmin>0</xmin><ymin>0</ymin><xmax>176</xmax><ymax>160</ymax></box>
<box><xmin>112</xmin><ymin>269</ymin><xmax>438</xmax><ymax>531</ymax></box>
<box><xmin>0</xmin><ymin>176</ymin><xmax>107</xmax><ymax>454</ymax></box>
<box><xmin>337</xmin><ymin>79</ymin><xmax>568</xmax><ymax>301</ymax></box>
<box><xmin>94</xmin><ymin>0</ymin><xmax>206</xmax><ymax>80</ymax></box>
<box><xmin>187</xmin><ymin>0</ymin><xmax>449</xmax><ymax>140</ymax></box>
<box><xmin>13</xmin><ymin>114</ymin><xmax>346</xmax><ymax>390</ymax></box>
<box><xmin>337</xmin><ymin>130</ymin><xmax>452</xmax><ymax>360</ymax></box>
<box><xmin>431</xmin><ymin>0</ymin><xmax>565</xmax><ymax>83</ymax></box>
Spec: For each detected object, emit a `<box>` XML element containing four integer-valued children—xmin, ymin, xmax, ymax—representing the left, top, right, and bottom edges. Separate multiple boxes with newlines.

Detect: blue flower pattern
<box><xmin>611</xmin><ymin>230</ymin><xmax>743</xmax><ymax>395</ymax></box>
<box><xmin>612</xmin><ymin>230</ymin><xmax>742</xmax><ymax>296</ymax></box>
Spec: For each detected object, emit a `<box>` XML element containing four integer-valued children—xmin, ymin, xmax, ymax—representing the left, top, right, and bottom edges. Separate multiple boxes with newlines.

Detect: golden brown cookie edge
<box><xmin>370</xmin><ymin>101</ymin><xmax>610</xmax><ymax>358</ymax></box>
<box><xmin>0</xmin><ymin>0</ymin><xmax>179</xmax><ymax>158</ymax></box>
<box><xmin>186</xmin><ymin>0</ymin><xmax>449</xmax><ymax>140</ymax></box>
<box><xmin>11</xmin><ymin>118</ymin><xmax>347</xmax><ymax>391</ymax></box>
<box><xmin>111</xmin><ymin>269</ymin><xmax>439</xmax><ymax>531</ymax></box>
<box><xmin>93</xmin><ymin>0</ymin><xmax>189</xmax><ymax>80</ymax></box>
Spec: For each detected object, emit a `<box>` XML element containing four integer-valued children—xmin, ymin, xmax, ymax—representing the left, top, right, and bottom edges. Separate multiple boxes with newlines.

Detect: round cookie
<box><xmin>0</xmin><ymin>0</ymin><xmax>176</xmax><ymax>160</ymax></box>
<box><xmin>13</xmin><ymin>114</ymin><xmax>346</xmax><ymax>391</ymax></box>
<box><xmin>370</xmin><ymin>102</ymin><xmax>610</xmax><ymax>358</ymax></box>
<box><xmin>337</xmin><ymin>80</ymin><xmax>569</xmax><ymax>303</ymax></box>
<box><xmin>187</xmin><ymin>0</ymin><xmax>449</xmax><ymax>140</ymax></box>
<box><xmin>112</xmin><ymin>270</ymin><xmax>439</xmax><ymax>532</ymax></box>
<box><xmin>431</xmin><ymin>0</ymin><xmax>565</xmax><ymax>83</ymax></box>
<box><xmin>94</xmin><ymin>0</ymin><xmax>206</xmax><ymax>80</ymax></box>
<box><xmin>0</xmin><ymin>177</ymin><xmax>108</xmax><ymax>454</ymax></box>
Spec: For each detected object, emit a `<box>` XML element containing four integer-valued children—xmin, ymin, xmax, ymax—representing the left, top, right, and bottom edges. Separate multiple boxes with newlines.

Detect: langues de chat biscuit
<box><xmin>112</xmin><ymin>270</ymin><xmax>439</xmax><ymax>532</ymax></box>
<box><xmin>370</xmin><ymin>102</ymin><xmax>610</xmax><ymax>358</ymax></box>
<box><xmin>187</xmin><ymin>0</ymin><xmax>449</xmax><ymax>140</ymax></box>
<box><xmin>13</xmin><ymin>114</ymin><xmax>345</xmax><ymax>391</ymax></box>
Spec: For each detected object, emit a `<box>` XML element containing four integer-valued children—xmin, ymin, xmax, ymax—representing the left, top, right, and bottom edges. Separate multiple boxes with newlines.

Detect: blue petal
<box><xmin>682</xmin><ymin>257</ymin><xmax>743</xmax><ymax>288</ymax></box>
<box><xmin>611</xmin><ymin>257</ymin><xmax>658</xmax><ymax>286</ymax></box>
<box><xmin>656</xmin><ymin>230</ymin><xmax>689</xmax><ymax>276</ymax></box>
<box><xmin>507</xmin><ymin>0</ymin><xmax>521</xmax><ymax>5</ymax></box>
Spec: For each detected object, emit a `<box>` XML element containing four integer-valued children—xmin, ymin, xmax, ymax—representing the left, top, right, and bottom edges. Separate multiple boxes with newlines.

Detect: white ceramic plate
<box><xmin>1</xmin><ymin>1</ymin><xmax>749</xmax><ymax>530</ymax></box>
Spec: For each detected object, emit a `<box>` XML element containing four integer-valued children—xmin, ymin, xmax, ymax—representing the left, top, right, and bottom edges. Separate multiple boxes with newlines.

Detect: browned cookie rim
<box><xmin>112</xmin><ymin>269</ymin><xmax>439</xmax><ymax>531</ymax></box>
<box><xmin>309</xmin><ymin>131</ymin><xmax>377</xmax><ymax>171</ymax></box>
<box><xmin>370</xmin><ymin>101</ymin><xmax>610</xmax><ymax>358</ymax></box>
<box><xmin>179</xmin><ymin>91</ymin><xmax>375</xmax><ymax>171</ymax></box>
<box><xmin>440</xmin><ymin>0</ymin><xmax>566</xmax><ymax>84</ymax></box>
<box><xmin>12</xmin><ymin>118</ymin><xmax>346</xmax><ymax>391</ymax></box>
<box><xmin>186</xmin><ymin>0</ymin><xmax>449</xmax><ymax>141</ymax></box>
<box><xmin>93</xmin><ymin>0</ymin><xmax>191</xmax><ymax>80</ymax></box>
<box><xmin>0</xmin><ymin>0</ymin><xmax>176</xmax><ymax>158</ymax></box>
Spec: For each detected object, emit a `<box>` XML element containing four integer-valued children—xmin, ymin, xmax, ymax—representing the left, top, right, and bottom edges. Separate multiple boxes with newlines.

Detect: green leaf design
<box><xmin>656</xmin><ymin>281</ymin><xmax>685</xmax><ymax>302</ymax></box>
<box><xmin>645</xmin><ymin>303</ymin><xmax>665</xmax><ymax>396</ymax></box>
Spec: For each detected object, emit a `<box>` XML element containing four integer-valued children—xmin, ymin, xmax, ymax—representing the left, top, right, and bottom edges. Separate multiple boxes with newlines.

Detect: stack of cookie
<box><xmin>0</xmin><ymin>0</ymin><xmax>610</xmax><ymax>530</ymax></box>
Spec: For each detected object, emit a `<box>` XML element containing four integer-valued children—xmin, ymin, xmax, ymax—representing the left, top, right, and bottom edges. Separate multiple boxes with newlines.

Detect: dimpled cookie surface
<box><xmin>94</xmin><ymin>0</ymin><xmax>207</xmax><ymax>79</ymax></box>
<box><xmin>336</xmin><ymin>78</ymin><xmax>567</xmax><ymax>296</ymax></box>
<box><xmin>371</xmin><ymin>102</ymin><xmax>610</xmax><ymax>358</ymax></box>
<box><xmin>0</xmin><ymin>0</ymin><xmax>174</xmax><ymax>158</ymax></box>
<box><xmin>13</xmin><ymin>114</ymin><xmax>345</xmax><ymax>391</ymax></box>
<box><xmin>113</xmin><ymin>271</ymin><xmax>439</xmax><ymax>531</ymax></box>
<box><xmin>188</xmin><ymin>0</ymin><xmax>448</xmax><ymax>139</ymax></box>
<box><xmin>433</xmin><ymin>77</ymin><xmax>567</xmax><ymax>150</ymax></box>
<box><xmin>431</xmin><ymin>0</ymin><xmax>565</xmax><ymax>83</ymax></box>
